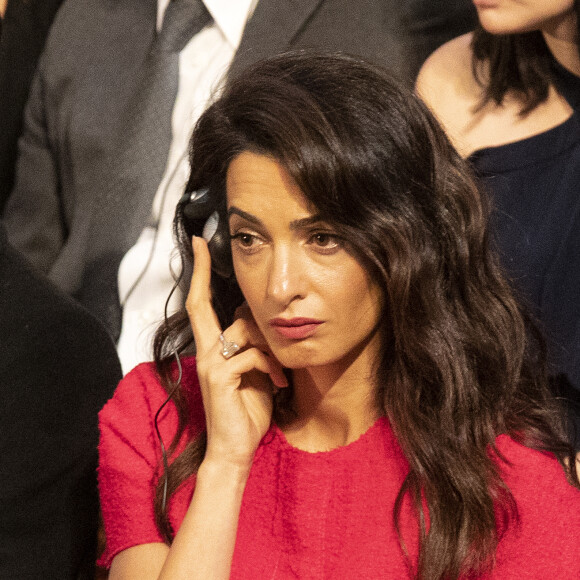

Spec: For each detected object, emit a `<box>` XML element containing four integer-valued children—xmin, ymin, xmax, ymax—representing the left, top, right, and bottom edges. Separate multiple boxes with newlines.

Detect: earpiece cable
<box><xmin>153</xmin><ymin>263</ymin><xmax>187</xmax><ymax>514</ymax></box>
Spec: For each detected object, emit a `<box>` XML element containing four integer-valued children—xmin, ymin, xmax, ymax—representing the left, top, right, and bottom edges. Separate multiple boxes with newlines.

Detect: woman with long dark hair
<box><xmin>98</xmin><ymin>52</ymin><xmax>580</xmax><ymax>580</ymax></box>
<box><xmin>416</xmin><ymin>1</ymin><xmax>580</xmax><ymax>442</ymax></box>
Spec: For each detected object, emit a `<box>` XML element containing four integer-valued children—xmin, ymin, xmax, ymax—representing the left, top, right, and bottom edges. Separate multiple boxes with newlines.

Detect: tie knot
<box><xmin>158</xmin><ymin>0</ymin><xmax>211</xmax><ymax>53</ymax></box>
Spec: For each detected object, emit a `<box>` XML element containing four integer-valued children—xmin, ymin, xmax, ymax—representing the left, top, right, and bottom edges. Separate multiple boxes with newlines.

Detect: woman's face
<box><xmin>226</xmin><ymin>151</ymin><xmax>382</xmax><ymax>372</ymax></box>
<box><xmin>473</xmin><ymin>0</ymin><xmax>576</xmax><ymax>37</ymax></box>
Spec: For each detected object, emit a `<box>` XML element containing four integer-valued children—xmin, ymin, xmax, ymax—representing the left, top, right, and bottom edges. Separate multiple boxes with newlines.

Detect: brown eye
<box><xmin>238</xmin><ymin>233</ymin><xmax>254</xmax><ymax>246</ymax></box>
<box><xmin>308</xmin><ymin>232</ymin><xmax>342</xmax><ymax>254</ymax></box>
<box><xmin>230</xmin><ymin>231</ymin><xmax>263</xmax><ymax>254</ymax></box>
<box><xmin>313</xmin><ymin>233</ymin><xmax>335</xmax><ymax>246</ymax></box>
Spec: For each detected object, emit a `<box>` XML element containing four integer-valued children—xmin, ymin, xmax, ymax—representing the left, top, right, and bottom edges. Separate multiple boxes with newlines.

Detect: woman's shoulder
<box><xmin>494</xmin><ymin>435</ymin><xmax>579</xmax><ymax>502</ymax></box>
<box><xmin>416</xmin><ymin>33</ymin><xmax>476</xmax><ymax>103</ymax></box>
<box><xmin>99</xmin><ymin>357</ymin><xmax>202</xmax><ymax>429</ymax></box>
<box><xmin>415</xmin><ymin>33</ymin><xmax>481</xmax><ymax>110</ymax></box>
<box><xmin>416</xmin><ymin>33</ymin><xmax>482</xmax><ymax>150</ymax></box>
<box><xmin>417</xmin><ymin>33</ymin><xmax>575</xmax><ymax>157</ymax></box>
<box><xmin>491</xmin><ymin>436</ymin><xmax>580</xmax><ymax>574</ymax></box>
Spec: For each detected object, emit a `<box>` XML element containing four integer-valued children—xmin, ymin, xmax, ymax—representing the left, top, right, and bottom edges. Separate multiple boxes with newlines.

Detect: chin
<box><xmin>272</xmin><ymin>351</ymin><xmax>320</xmax><ymax>370</ymax></box>
<box><xmin>477</xmin><ymin>14</ymin><xmax>542</xmax><ymax>36</ymax></box>
<box><xmin>481</xmin><ymin>23</ymin><xmax>535</xmax><ymax>35</ymax></box>
<box><xmin>268</xmin><ymin>342</ymin><xmax>330</xmax><ymax>370</ymax></box>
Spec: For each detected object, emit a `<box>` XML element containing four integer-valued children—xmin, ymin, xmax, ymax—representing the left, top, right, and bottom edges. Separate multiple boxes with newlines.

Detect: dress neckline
<box><xmin>468</xmin><ymin>109</ymin><xmax>580</xmax><ymax>172</ymax></box>
<box><xmin>267</xmin><ymin>415</ymin><xmax>392</xmax><ymax>457</ymax></box>
<box><xmin>468</xmin><ymin>53</ymin><xmax>580</xmax><ymax>169</ymax></box>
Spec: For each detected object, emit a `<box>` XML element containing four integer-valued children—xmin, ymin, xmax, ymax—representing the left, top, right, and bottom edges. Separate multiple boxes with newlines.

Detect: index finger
<box><xmin>186</xmin><ymin>236</ymin><xmax>222</xmax><ymax>352</ymax></box>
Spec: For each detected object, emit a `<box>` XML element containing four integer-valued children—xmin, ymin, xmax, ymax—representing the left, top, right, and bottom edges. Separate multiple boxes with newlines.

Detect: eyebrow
<box><xmin>227</xmin><ymin>206</ymin><xmax>324</xmax><ymax>230</ymax></box>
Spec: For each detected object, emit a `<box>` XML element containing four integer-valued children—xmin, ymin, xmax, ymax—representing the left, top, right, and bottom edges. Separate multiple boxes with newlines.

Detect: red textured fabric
<box><xmin>98</xmin><ymin>359</ymin><xmax>580</xmax><ymax>578</ymax></box>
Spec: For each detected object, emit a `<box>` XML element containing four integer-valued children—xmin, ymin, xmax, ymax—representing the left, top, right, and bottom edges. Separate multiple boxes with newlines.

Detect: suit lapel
<box><xmin>228</xmin><ymin>0</ymin><xmax>324</xmax><ymax>79</ymax></box>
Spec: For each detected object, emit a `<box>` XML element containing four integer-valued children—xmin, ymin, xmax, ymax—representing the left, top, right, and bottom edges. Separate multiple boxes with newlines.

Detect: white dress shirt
<box><xmin>117</xmin><ymin>0</ymin><xmax>257</xmax><ymax>374</ymax></box>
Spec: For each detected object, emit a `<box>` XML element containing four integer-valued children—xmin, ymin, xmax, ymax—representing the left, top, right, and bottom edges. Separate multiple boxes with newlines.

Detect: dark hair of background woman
<box><xmin>471</xmin><ymin>2</ymin><xmax>580</xmax><ymax>115</ymax></box>
<box><xmin>152</xmin><ymin>51</ymin><xmax>578</xmax><ymax>580</ymax></box>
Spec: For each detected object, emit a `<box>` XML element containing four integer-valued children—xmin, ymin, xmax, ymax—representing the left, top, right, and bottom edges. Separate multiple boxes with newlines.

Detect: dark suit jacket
<box><xmin>3</xmin><ymin>0</ymin><xmax>476</xmax><ymax>337</ymax></box>
<box><xmin>0</xmin><ymin>0</ymin><xmax>65</xmax><ymax>213</ymax></box>
<box><xmin>0</xmin><ymin>224</ymin><xmax>122</xmax><ymax>578</ymax></box>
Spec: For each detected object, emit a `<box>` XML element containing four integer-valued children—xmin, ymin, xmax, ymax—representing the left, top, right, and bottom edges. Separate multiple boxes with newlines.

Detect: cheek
<box><xmin>332</xmin><ymin>269</ymin><xmax>382</xmax><ymax>326</ymax></box>
<box><xmin>233</xmin><ymin>259</ymin><xmax>268</xmax><ymax>324</ymax></box>
<box><xmin>353</xmin><ymin>289</ymin><xmax>382</xmax><ymax>331</ymax></box>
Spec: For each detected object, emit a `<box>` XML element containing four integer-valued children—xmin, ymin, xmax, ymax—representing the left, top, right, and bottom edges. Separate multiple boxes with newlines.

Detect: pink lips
<box><xmin>269</xmin><ymin>317</ymin><xmax>323</xmax><ymax>340</ymax></box>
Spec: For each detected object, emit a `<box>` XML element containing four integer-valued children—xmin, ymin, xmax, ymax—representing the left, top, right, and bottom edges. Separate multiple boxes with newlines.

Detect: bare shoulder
<box><xmin>416</xmin><ymin>33</ymin><xmax>482</xmax><ymax>154</ymax></box>
<box><xmin>495</xmin><ymin>436</ymin><xmax>580</xmax><ymax>497</ymax></box>
<box><xmin>417</xmin><ymin>33</ymin><xmax>574</xmax><ymax>157</ymax></box>
<box><xmin>416</xmin><ymin>33</ymin><xmax>476</xmax><ymax>102</ymax></box>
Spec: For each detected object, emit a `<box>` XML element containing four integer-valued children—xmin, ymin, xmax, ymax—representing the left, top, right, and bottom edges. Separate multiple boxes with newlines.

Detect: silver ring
<box><xmin>219</xmin><ymin>333</ymin><xmax>240</xmax><ymax>359</ymax></box>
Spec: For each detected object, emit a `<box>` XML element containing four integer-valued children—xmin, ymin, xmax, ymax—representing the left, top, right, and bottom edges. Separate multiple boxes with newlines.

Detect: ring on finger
<box><xmin>219</xmin><ymin>333</ymin><xmax>240</xmax><ymax>359</ymax></box>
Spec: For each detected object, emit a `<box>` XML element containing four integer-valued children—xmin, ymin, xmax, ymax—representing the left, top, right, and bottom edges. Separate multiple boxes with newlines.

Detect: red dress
<box><xmin>98</xmin><ymin>358</ymin><xmax>580</xmax><ymax>578</ymax></box>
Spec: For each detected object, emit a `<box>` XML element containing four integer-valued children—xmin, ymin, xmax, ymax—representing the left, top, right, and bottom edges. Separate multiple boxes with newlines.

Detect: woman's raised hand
<box><xmin>186</xmin><ymin>236</ymin><xmax>288</xmax><ymax>470</ymax></box>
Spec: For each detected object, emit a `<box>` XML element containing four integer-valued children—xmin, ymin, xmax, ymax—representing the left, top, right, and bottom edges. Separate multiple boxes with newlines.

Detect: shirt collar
<box><xmin>157</xmin><ymin>0</ymin><xmax>257</xmax><ymax>49</ymax></box>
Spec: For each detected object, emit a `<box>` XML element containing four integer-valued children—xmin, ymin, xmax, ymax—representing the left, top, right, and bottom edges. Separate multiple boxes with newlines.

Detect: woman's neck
<box><xmin>281</xmin><ymin>342</ymin><xmax>381</xmax><ymax>452</ymax></box>
<box><xmin>543</xmin><ymin>13</ymin><xmax>580</xmax><ymax>76</ymax></box>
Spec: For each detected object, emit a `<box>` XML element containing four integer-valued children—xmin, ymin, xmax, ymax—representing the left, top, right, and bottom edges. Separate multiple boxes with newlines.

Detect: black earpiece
<box><xmin>178</xmin><ymin>188</ymin><xmax>211</xmax><ymax>238</ymax></box>
<box><xmin>178</xmin><ymin>188</ymin><xmax>234</xmax><ymax>278</ymax></box>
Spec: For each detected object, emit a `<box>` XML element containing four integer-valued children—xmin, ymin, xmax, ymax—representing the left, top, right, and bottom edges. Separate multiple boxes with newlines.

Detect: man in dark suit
<box><xmin>0</xmin><ymin>223</ymin><xmax>122</xmax><ymax>579</ymax></box>
<box><xmin>3</xmin><ymin>0</ymin><xmax>477</xmax><ymax>346</ymax></box>
<box><xmin>0</xmin><ymin>0</ymin><xmax>65</xmax><ymax>213</ymax></box>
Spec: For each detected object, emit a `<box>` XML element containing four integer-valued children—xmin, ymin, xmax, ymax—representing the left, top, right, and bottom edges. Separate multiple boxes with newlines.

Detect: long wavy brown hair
<box><xmin>152</xmin><ymin>51</ymin><xmax>578</xmax><ymax>579</ymax></box>
<box><xmin>471</xmin><ymin>2</ymin><xmax>580</xmax><ymax>114</ymax></box>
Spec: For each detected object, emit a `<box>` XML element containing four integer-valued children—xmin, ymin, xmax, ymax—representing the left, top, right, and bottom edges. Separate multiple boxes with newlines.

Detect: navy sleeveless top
<box><xmin>469</xmin><ymin>59</ymin><xmax>580</xmax><ymax>440</ymax></box>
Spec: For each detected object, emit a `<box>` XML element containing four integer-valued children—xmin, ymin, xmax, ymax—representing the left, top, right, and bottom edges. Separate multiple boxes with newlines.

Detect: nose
<box><xmin>266</xmin><ymin>245</ymin><xmax>305</xmax><ymax>305</ymax></box>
